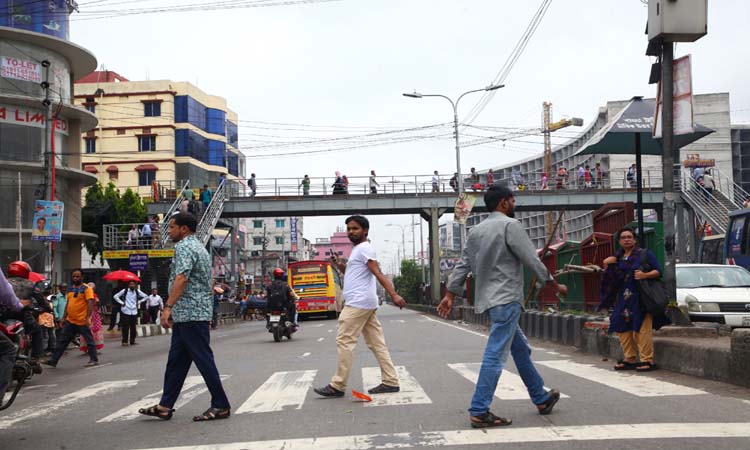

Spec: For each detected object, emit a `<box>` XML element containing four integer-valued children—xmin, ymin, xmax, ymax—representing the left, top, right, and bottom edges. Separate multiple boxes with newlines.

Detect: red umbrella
<box><xmin>103</xmin><ymin>270</ymin><xmax>141</xmax><ymax>283</ymax></box>
<box><xmin>28</xmin><ymin>272</ymin><xmax>46</xmax><ymax>283</ymax></box>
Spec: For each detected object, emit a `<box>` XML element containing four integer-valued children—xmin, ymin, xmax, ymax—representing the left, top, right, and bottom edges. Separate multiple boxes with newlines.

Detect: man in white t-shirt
<box><xmin>314</xmin><ymin>215</ymin><xmax>407</xmax><ymax>398</ymax></box>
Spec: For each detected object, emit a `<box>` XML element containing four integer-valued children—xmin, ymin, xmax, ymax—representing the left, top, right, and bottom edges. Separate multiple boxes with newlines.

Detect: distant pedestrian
<box><xmin>147</xmin><ymin>288</ymin><xmax>164</xmax><ymax>324</ymax></box>
<box><xmin>127</xmin><ymin>224</ymin><xmax>139</xmax><ymax>249</ymax></box>
<box><xmin>182</xmin><ymin>185</ymin><xmax>195</xmax><ymax>202</ymax></box>
<box><xmin>248</xmin><ymin>173</ymin><xmax>257</xmax><ymax>197</ymax></box>
<box><xmin>300</xmin><ymin>175</ymin><xmax>311</xmax><ymax>196</ymax></box>
<box><xmin>201</xmin><ymin>184</ymin><xmax>213</xmax><ymax>213</ymax></box>
<box><xmin>140</xmin><ymin>219</ymin><xmax>152</xmax><ymax>249</ymax></box>
<box><xmin>555</xmin><ymin>167</ymin><xmax>567</xmax><ymax>189</ymax></box>
<box><xmin>114</xmin><ymin>280</ymin><xmax>147</xmax><ymax>346</ymax></box>
<box><xmin>314</xmin><ymin>215</ymin><xmax>407</xmax><ymax>398</ymax></box>
<box><xmin>702</xmin><ymin>169</ymin><xmax>715</xmax><ymax>199</ymax></box>
<box><xmin>342</xmin><ymin>175</ymin><xmax>350</xmax><ymax>194</ymax></box>
<box><xmin>43</xmin><ymin>270</ymin><xmax>99</xmax><ymax>368</ymax></box>
<box><xmin>439</xmin><ymin>185</ymin><xmax>565</xmax><ymax>428</ymax></box>
<box><xmin>52</xmin><ymin>283</ymin><xmax>67</xmax><ymax>330</ymax></box>
<box><xmin>541</xmin><ymin>172</ymin><xmax>548</xmax><ymax>190</ymax></box>
<box><xmin>595</xmin><ymin>162</ymin><xmax>604</xmax><ymax>188</ymax></box>
<box><xmin>139</xmin><ymin>212</ymin><xmax>231</xmax><ymax>422</ymax></box>
<box><xmin>485</xmin><ymin>170</ymin><xmax>494</xmax><ymax>189</ymax></box>
<box><xmin>449</xmin><ymin>173</ymin><xmax>459</xmax><ymax>192</ymax></box>
<box><xmin>218</xmin><ymin>173</ymin><xmax>226</xmax><ymax>186</ymax></box>
<box><xmin>369</xmin><ymin>170</ymin><xmax>380</xmax><ymax>194</ymax></box>
<box><xmin>149</xmin><ymin>216</ymin><xmax>160</xmax><ymax>248</ymax></box>
<box><xmin>627</xmin><ymin>164</ymin><xmax>637</xmax><ymax>188</ymax></box>
<box><xmin>577</xmin><ymin>165</ymin><xmax>585</xmax><ymax>188</ymax></box>
<box><xmin>584</xmin><ymin>165</ymin><xmax>592</xmax><ymax>189</ymax></box>
<box><xmin>431</xmin><ymin>171</ymin><xmax>440</xmax><ymax>193</ymax></box>
<box><xmin>332</xmin><ymin>171</ymin><xmax>346</xmax><ymax>195</ymax></box>
<box><xmin>470</xmin><ymin>167</ymin><xmax>480</xmax><ymax>191</ymax></box>
<box><xmin>80</xmin><ymin>282</ymin><xmax>104</xmax><ymax>354</ymax></box>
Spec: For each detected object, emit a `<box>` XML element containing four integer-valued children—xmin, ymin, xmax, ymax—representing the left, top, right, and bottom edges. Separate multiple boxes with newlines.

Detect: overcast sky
<box><xmin>71</xmin><ymin>0</ymin><xmax>750</xmax><ymax>270</ymax></box>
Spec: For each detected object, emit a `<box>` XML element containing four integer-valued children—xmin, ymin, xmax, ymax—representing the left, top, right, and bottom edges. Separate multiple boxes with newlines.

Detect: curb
<box><xmin>135</xmin><ymin>317</ymin><xmax>241</xmax><ymax>338</ymax></box>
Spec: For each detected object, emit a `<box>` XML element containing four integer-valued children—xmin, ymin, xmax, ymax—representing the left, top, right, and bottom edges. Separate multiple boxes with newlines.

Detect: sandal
<box><xmin>193</xmin><ymin>407</ymin><xmax>231</xmax><ymax>422</ymax></box>
<box><xmin>470</xmin><ymin>411</ymin><xmax>512</xmax><ymax>428</ymax></box>
<box><xmin>635</xmin><ymin>362</ymin><xmax>657</xmax><ymax>372</ymax></box>
<box><xmin>614</xmin><ymin>360</ymin><xmax>637</xmax><ymax>371</ymax></box>
<box><xmin>138</xmin><ymin>405</ymin><xmax>174</xmax><ymax>420</ymax></box>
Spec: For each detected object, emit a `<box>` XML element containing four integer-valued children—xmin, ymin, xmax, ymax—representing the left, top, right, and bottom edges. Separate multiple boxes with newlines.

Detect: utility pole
<box><xmin>661</xmin><ymin>41</ymin><xmax>677</xmax><ymax>308</ymax></box>
<box><xmin>543</xmin><ymin>102</ymin><xmax>554</xmax><ymax>236</ymax></box>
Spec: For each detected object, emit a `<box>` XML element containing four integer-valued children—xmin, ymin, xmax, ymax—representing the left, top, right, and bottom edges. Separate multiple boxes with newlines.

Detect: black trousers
<box><xmin>121</xmin><ymin>314</ymin><xmax>138</xmax><ymax>344</ymax></box>
<box><xmin>50</xmin><ymin>321</ymin><xmax>97</xmax><ymax>364</ymax></box>
<box><xmin>148</xmin><ymin>306</ymin><xmax>160</xmax><ymax>324</ymax></box>
<box><xmin>159</xmin><ymin>321</ymin><xmax>230</xmax><ymax>409</ymax></box>
<box><xmin>108</xmin><ymin>304</ymin><xmax>121</xmax><ymax>330</ymax></box>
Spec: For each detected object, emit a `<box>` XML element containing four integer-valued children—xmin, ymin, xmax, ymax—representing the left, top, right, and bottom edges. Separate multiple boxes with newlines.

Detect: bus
<box><xmin>725</xmin><ymin>209</ymin><xmax>750</xmax><ymax>270</ymax></box>
<box><xmin>288</xmin><ymin>260</ymin><xmax>343</xmax><ymax>320</ymax></box>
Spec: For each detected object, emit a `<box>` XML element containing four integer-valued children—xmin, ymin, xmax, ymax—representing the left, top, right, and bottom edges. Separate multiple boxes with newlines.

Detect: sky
<box><xmin>70</xmin><ymin>0</ymin><xmax>750</xmax><ymax>271</ymax></box>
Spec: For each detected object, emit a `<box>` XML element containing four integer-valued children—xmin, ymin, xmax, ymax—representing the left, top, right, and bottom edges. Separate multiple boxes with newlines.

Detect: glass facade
<box><xmin>174</xmin><ymin>96</ymin><xmax>236</xmax><ymax>141</ymax></box>
<box><xmin>226</xmin><ymin>121</ymin><xmax>238</xmax><ymax>148</ymax></box>
<box><xmin>175</xmin><ymin>129</ymin><xmax>238</xmax><ymax>176</ymax></box>
<box><xmin>206</xmin><ymin>108</ymin><xmax>225</xmax><ymax>135</ymax></box>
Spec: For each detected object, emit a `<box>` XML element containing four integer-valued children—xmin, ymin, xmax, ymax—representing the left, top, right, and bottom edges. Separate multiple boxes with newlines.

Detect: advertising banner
<box><xmin>31</xmin><ymin>200</ymin><xmax>63</xmax><ymax>242</ymax></box>
<box><xmin>654</xmin><ymin>55</ymin><xmax>695</xmax><ymax>138</ymax></box>
<box><xmin>0</xmin><ymin>0</ymin><xmax>76</xmax><ymax>40</ymax></box>
<box><xmin>1</xmin><ymin>57</ymin><xmax>42</xmax><ymax>83</ymax></box>
<box><xmin>290</xmin><ymin>217</ymin><xmax>298</xmax><ymax>252</ymax></box>
<box><xmin>102</xmin><ymin>249</ymin><xmax>175</xmax><ymax>259</ymax></box>
<box><xmin>453</xmin><ymin>193</ymin><xmax>477</xmax><ymax>225</ymax></box>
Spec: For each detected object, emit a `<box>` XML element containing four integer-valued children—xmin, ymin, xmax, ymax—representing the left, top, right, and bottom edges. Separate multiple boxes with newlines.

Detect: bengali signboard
<box><xmin>31</xmin><ymin>200</ymin><xmax>63</xmax><ymax>242</ymax></box>
<box><xmin>103</xmin><ymin>249</ymin><xmax>175</xmax><ymax>259</ymax></box>
<box><xmin>128</xmin><ymin>254</ymin><xmax>148</xmax><ymax>271</ymax></box>
<box><xmin>290</xmin><ymin>217</ymin><xmax>298</xmax><ymax>252</ymax></box>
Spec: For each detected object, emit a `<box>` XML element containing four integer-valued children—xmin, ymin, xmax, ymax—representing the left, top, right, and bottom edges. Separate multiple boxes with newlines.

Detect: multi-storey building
<box><xmin>245</xmin><ymin>217</ymin><xmax>307</xmax><ymax>283</ymax></box>
<box><xmin>732</xmin><ymin>124</ymin><xmax>750</xmax><ymax>195</ymax></box>
<box><xmin>311</xmin><ymin>229</ymin><xmax>353</xmax><ymax>262</ymax></box>
<box><xmin>438</xmin><ymin>221</ymin><xmax>461</xmax><ymax>255</ymax></box>
<box><xmin>74</xmin><ymin>73</ymin><xmax>241</xmax><ymax>199</ymax></box>
<box><xmin>0</xmin><ymin>3</ymin><xmax>98</xmax><ymax>281</ymax></box>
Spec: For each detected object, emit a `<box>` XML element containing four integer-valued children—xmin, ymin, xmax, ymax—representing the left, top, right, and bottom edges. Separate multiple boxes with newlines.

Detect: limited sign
<box><xmin>0</xmin><ymin>104</ymin><xmax>69</xmax><ymax>135</ymax></box>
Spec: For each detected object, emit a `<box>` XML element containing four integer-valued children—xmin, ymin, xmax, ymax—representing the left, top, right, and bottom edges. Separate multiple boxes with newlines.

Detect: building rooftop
<box><xmin>76</xmin><ymin>70</ymin><xmax>130</xmax><ymax>84</ymax></box>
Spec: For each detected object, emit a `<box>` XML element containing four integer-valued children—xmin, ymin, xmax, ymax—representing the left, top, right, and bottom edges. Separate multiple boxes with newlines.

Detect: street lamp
<box><xmin>386</xmin><ymin>223</ymin><xmax>411</xmax><ymax>261</ymax></box>
<box><xmin>403</xmin><ymin>84</ymin><xmax>505</xmax><ymax>252</ymax></box>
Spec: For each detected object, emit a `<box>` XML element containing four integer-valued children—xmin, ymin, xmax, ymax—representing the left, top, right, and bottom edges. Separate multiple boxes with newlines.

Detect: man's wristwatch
<box><xmin>163</xmin><ymin>304</ymin><xmax>173</xmax><ymax>310</ymax></box>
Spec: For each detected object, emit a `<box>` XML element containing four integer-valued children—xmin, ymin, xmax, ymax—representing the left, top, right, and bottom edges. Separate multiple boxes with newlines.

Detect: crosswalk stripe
<box><xmin>236</xmin><ymin>370</ymin><xmax>316</xmax><ymax>414</ymax></box>
<box><xmin>536</xmin><ymin>360</ymin><xmax>708</xmax><ymax>397</ymax></box>
<box><xmin>129</xmin><ymin>422</ymin><xmax>750</xmax><ymax>450</ymax></box>
<box><xmin>0</xmin><ymin>380</ymin><xmax>140</xmax><ymax>429</ymax></box>
<box><xmin>97</xmin><ymin>375</ymin><xmax>211</xmax><ymax>423</ymax></box>
<box><xmin>448</xmin><ymin>363</ymin><xmax>568</xmax><ymax>400</ymax></box>
<box><xmin>361</xmin><ymin>366</ymin><xmax>432</xmax><ymax>407</ymax></box>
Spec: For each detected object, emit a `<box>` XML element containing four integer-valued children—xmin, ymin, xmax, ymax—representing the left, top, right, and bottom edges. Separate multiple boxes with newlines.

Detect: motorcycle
<box><xmin>0</xmin><ymin>319</ymin><xmax>35</xmax><ymax>411</ymax></box>
<box><xmin>266</xmin><ymin>310</ymin><xmax>295</xmax><ymax>342</ymax></box>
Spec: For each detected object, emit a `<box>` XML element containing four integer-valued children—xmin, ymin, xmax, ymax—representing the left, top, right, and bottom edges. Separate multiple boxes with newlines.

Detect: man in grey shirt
<box><xmin>439</xmin><ymin>184</ymin><xmax>567</xmax><ymax>428</ymax></box>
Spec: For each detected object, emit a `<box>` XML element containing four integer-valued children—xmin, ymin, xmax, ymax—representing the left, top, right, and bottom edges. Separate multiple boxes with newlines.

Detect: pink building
<box><xmin>312</xmin><ymin>230</ymin><xmax>353</xmax><ymax>261</ymax></box>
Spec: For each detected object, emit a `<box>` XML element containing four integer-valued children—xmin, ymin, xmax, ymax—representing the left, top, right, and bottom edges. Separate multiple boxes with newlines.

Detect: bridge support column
<box><xmin>423</xmin><ymin>207</ymin><xmax>444</xmax><ymax>305</ymax></box>
<box><xmin>687</xmin><ymin>207</ymin><xmax>698</xmax><ymax>263</ymax></box>
<box><xmin>676</xmin><ymin>201</ymin><xmax>688</xmax><ymax>263</ymax></box>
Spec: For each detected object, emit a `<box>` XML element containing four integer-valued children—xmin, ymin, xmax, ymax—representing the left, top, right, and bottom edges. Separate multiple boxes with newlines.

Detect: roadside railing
<box><xmin>103</xmin><ymin>223</ymin><xmax>163</xmax><ymax>250</ymax></box>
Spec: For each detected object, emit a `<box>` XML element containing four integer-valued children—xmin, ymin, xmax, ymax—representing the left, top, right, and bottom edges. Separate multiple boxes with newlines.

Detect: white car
<box><xmin>676</xmin><ymin>264</ymin><xmax>750</xmax><ymax>327</ymax></box>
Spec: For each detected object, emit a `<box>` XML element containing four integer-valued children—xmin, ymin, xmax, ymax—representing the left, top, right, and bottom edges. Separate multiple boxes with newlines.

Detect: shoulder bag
<box><xmin>637</xmin><ymin>249</ymin><xmax>669</xmax><ymax>318</ymax></box>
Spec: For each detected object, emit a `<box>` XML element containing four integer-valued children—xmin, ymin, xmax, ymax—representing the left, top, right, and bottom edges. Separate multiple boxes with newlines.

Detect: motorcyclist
<box><xmin>0</xmin><ymin>266</ymin><xmax>24</xmax><ymax>398</ymax></box>
<box><xmin>266</xmin><ymin>268</ymin><xmax>298</xmax><ymax>330</ymax></box>
<box><xmin>5</xmin><ymin>261</ymin><xmax>51</xmax><ymax>373</ymax></box>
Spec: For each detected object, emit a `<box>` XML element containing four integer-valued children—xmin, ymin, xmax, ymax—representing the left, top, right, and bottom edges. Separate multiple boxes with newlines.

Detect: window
<box><xmin>253</xmin><ymin>220</ymin><xmax>263</xmax><ymax>228</ymax></box>
<box><xmin>275</xmin><ymin>219</ymin><xmax>285</xmax><ymax>228</ymax></box>
<box><xmin>138</xmin><ymin>135</ymin><xmax>156</xmax><ymax>151</ymax></box>
<box><xmin>138</xmin><ymin>170</ymin><xmax>156</xmax><ymax>186</ymax></box>
<box><xmin>144</xmin><ymin>102</ymin><xmax>161</xmax><ymax>117</ymax></box>
<box><xmin>84</xmin><ymin>97</ymin><xmax>95</xmax><ymax>113</ymax></box>
<box><xmin>253</xmin><ymin>237</ymin><xmax>263</xmax><ymax>245</ymax></box>
<box><xmin>275</xmin><ymin>236</ymin><xmax>284</xmax><ymax>245</ymax></box>
<box><xmin>116</xmin><ymin>128</ymin><xmax>126</xmax><ymax>135</ymax></box>
<box><xmin>84</xmin><ymin>138</ymin><xmax>96</xmax><ymax>154</ymax></box>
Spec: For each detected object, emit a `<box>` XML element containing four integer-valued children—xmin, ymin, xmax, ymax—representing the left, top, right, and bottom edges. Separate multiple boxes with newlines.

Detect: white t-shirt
<box><xmin>147</xmin><ymin>294</ymin><xmax>163</xmax><ymax>307</ymax></box>
<box><xmin>343</xmin><ymin>241</ymin><xmax>379</xmax><ymax>310</ymax></box>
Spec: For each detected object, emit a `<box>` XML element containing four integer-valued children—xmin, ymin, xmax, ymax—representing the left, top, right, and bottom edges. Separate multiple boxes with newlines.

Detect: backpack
<box><xmin>266</xmin><ymin>280</ymin><xmax>289</xmax><ymax>311</ymax></box>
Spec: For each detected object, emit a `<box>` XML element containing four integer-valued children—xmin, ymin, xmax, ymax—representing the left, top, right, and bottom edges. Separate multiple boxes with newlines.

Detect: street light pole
<box><xmin>403</xmin><ymin>84</ymin><xmax>505</xmax><ymax>252</ymax></box>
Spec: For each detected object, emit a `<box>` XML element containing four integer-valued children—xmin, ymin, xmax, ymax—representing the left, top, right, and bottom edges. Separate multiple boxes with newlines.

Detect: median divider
<box><xmin>135</xmin><ymin>317</ymin><xmax>242</xmax><ymax>338</ymax></box>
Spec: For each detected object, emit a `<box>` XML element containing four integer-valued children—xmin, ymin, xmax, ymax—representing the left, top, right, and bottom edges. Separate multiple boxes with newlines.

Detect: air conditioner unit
<box><xmin>648</xmin><ymin>0</ymin><xmax>707</xmax><ymax>42</ymax></box>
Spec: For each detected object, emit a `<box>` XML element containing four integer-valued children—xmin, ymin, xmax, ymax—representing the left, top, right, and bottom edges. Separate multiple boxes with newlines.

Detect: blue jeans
<box><xmin>469</xmin><ymin>302</ymin><xmax>550</xmax><ymax>416</ymax></box>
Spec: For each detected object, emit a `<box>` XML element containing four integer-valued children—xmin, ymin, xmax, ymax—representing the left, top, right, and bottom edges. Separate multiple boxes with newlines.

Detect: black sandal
<box><xmin>193</xmin><ymin>407</ymin><xmax>231</xmax><ymax>422</ymax></box>
<box><xmin>138</xmin><ymin>405</ymin><xmax>174</xmax><ymax>420</ymax></box>
<box><xmin>470</xmin><ymin>411</ymin><xmax>512</xmax><ymax>428</ymax></box>
<box><xmin>636</xmin><ymin>362</ymin><xmax>657</xmax><ymax>372</ymax></box>
<box><xmin>614</xmin><ymin>360</ymin><xmax>637</xmax><ymax>371</ymax></box>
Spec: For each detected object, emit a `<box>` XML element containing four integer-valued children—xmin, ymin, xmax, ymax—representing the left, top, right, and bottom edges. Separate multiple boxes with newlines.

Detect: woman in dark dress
<box><xmin>599</xmin><ymin>227</ymin><xmax>669</xmax><ymax>372</ymax></box>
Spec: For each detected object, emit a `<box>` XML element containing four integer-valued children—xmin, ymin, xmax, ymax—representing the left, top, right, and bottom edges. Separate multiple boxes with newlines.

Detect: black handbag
<box><xmin>637</xmin><ymin>250</ymin><xmax>669</xmax><ymax>318</ymax></box>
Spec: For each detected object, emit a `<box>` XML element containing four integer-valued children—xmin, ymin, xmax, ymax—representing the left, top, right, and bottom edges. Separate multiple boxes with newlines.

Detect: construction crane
<box><xmin>543</xmin><ymin>102</ymin><xmax>584</xmax><ymax>236</ymax></box>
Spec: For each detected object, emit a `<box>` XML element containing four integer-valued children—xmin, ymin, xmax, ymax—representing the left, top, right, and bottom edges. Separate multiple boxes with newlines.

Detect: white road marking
<box><xmin>0</xmin><ymin>380</ymin><xmax>140</xmax><ymax>429</ymax></box>
<box><xmin>2</xmin><ymin>384</ymin><xmax>57</xmax><ymax>404</ymax></box>
<box><xmin>421</xmin><ymin>315</ymin><xmax>488</xmax><ymax>339</ymax></box>
<box><xmin>85</xmin><ymin>362</ymin><xmax>113</xmax><ymax>370</ymax></box>
<box><xmin>317</xmin><ymin>337</ymin><xmax>325</xmax><ymax>342</ymax></box>
<box><xmin>98</xmin><ymin>376</ymin><xmax>206</xmax><ymax>423</ymax></box>
<box><xmin>390</xmin><ymin>319</ymin><xmax>406</xmax><ymax>323</ymax></box>
<box><xmin>448</xmin><ymin>363</ymin><xmax>568</xmax><ymax>400</ymax></box>
<box><xmin>173</xmin><ymin>375</ymin><xmax>232</xmax><ymax>411</ymax></box>
<box><xmin>300</xmin><ymin>352</ymin><xmax>311</xmax><ymax>358</ymax></box>
<box><xmin>361</xmin><ymin>366</ymin><xmax>431</xmax><ymax>407</ymax></box>
<box><xmin>537</xmin><ymin>360</ymin><xmax>708</xmax><ymax>397</ymax></box>
<box><xmin>130</xmin><ymin>422</ymin><xmax>750</xmax><ymax>450</ymax></box>
<box><xmin>328</xmin><ymin>329</ymin><xmax>334</xmax><ymax>333</ymax></box>
<box><xmin>310</xmin><ymin>324</ymin><xmax>325</xmax><ymax>328</ymax></box>
<box><xmin>236</xmin><ymin>370</ymin><xmax>317</xmax><ymax>414</ymax></box>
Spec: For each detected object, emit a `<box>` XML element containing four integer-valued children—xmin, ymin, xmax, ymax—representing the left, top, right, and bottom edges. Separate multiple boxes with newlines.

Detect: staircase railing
<box><xmin>196</xmin><ymin>180</ymin><xmax>228</xmax><ymax>247</ymax></box>
<box><xmin>680</xmin><ymin>170</ymin><xmax>731</xmax><ymax>234</ymax></box>
<box><xmin>159</xmin><ymin>180</ymin><xmax>191</xmax><ymax>247</ymax></box>
<box><xmin>706</xmin><ymin>167</ymin><xmax>750</xmax><ymax>209</ymax></box>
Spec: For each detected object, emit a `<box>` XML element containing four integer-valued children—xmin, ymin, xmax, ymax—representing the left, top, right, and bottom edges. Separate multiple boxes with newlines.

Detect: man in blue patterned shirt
<box><xmin>138</xmin><ymin>212</ymin><xmax>231</xmax><ymax>422</ymax></box>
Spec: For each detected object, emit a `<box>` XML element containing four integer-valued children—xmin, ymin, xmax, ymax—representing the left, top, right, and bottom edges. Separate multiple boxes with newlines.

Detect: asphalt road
<box><xmin>3</xmin><ymin>306</ymin><xmax>750</xmax><ymax>450</ymax></box>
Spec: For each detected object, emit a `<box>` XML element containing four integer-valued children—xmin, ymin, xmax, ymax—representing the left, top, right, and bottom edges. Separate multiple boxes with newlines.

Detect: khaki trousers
<box><xmin>617</xmin><ymin>313</ymin><xmax>654</xmax><ymax>363</ymax></box>
<box><xmin>330</xmin><ymin>306</ymin><xmax>399</xmax><ymax>391</ymax></box>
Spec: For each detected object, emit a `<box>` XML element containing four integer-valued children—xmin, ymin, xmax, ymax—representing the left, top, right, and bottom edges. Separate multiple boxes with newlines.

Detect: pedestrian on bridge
<box><xmin>139</xmin><ymin>211</ymin><xmax>231</xmax><ymax>422</ymax></box>
<box><xmin>300</xmin><ymin>175</ymin><xmax>311</xmax><ymax>196</ymax></box>
<box><xmin>369</xmin><ymin>170</ymin><xmax>380</xmax><ymax>194</ymax></box>
<box><xmin>248</xmin><ymin>173</ymin><xmax>257</xmax><ymax>197</ymax></box>
<box><xmin>314</xmin><ymin>215</ymin><xmax>407</xmax><ymax>398</ymax></box>
<box><xmin>432</xmin><ymin>171</ymin><xmax>440</xmax><ymax>192</ymax></box>
<box><xmin>439</xmin><ymin>185</ymin><xmax>565</xmax><ymax>428</ymax></box>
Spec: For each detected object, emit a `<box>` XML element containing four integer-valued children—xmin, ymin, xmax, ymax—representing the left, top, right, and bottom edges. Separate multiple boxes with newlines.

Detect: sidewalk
<box><xmin>103</xmin><ymin>316</ymin><xmax>243</xmax><ymax>340</ymax></box>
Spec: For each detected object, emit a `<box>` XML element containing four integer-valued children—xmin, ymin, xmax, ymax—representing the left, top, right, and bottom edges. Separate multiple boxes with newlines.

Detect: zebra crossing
<box><xmin>0</xmin><ymin>360</ymin><xmax>708</xmax><ymax>430</ymax></box>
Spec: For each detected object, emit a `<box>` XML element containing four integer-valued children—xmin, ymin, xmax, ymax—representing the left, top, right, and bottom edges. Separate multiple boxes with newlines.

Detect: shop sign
<box><xmin>1</xmin><ymin>57</ymin><xmax>41</xmax><ymax>83</ymax></box>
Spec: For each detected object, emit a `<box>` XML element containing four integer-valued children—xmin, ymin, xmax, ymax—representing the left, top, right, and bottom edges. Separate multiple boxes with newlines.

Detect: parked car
<box><xmin>676</xmin><ymin>264</ymin><xmax>750</xmax><ymax>327</ymax></box>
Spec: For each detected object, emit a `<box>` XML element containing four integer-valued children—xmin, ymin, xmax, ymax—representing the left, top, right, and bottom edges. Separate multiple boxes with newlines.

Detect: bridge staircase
<box><xmin>679</xmin><ymin>169</ymin><xmax>749</xmax><ymax>235</ymax></box>
<box><xmin>158</xmin><ymin>180</ymin><xmax>191</xmax><ymax>247</ymax></box>
<box><xmin>196</xmin><ymin>179</ymin><xmax>229</xmax><ymax>247</ymax></box>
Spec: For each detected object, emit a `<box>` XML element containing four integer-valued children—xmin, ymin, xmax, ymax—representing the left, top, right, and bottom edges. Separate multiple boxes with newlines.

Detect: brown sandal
<box><xmin>193</xmin><ymin>407</ymin><xmax>230</xmax><ymax>422</ymax></box>
<box><xmin>470</xmin><ymin>411</ymin><xmax>512</xmax><ymax>428</ymax></box>
<box><xmin>138</xmin><ymin>404</ymin><xmax>174</xmax><ymax>420</ymax></box>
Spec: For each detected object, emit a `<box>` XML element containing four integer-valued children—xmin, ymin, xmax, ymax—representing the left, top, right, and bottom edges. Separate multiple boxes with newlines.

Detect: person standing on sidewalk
<box><xmin>139</xmin><ymin>212</ymin><xmax>230</xmax><ymax>422</ymax></box>
<box><xmin>107</xmin><ymin>286</ymin><xmax>121</xmax><ymax>332</ymax></box>
<box><xmin>114</xmin><ymin>281</ymin><xmax>147</xmax><ymax>346</ymax></box>
<box><xmin>438</xmin><ymin>185</ymin><xmax>566</xmax><ymax>428</ymax></box>
<box><xmin>314</xmin><ymin>215</ymin><xmax>407</xmax><ymax>398</ymax></box>
<box><xmin>43</xmin><ymin>270</ymin><xmax>99</xmax><ymax>368</ymax></box>
<box><xmin>147</xmin><ymin>288</ymin><xmax>164</xmax><ymax>324</ymax></box>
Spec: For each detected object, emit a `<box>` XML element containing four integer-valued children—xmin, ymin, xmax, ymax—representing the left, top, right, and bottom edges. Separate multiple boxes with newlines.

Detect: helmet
<box><xmin>35</xmin><ymin>279</ymin><xmax>52</xmax><ymax>295</ymax></box>
<box><xmin>8</xmin><ymin>261</ymin><xmax>31</xmax><ymax>279</ymax></box>
<box><xmin>273</xmin><ymin>268</ymin><xmax>284</xmax><ymax>279</ymax></box>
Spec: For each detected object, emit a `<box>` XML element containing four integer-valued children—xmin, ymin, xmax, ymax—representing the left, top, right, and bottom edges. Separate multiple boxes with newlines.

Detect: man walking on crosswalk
<box><xmin>439</xmin><ymin>184</ymin><xmax>566</xmax><ymax>428</ymax></box>
<box><xmin>138</xmin><ymin>212</ymin><xmax>230</xmax><ymax>422</ymax></box>
<box><xmin>314</xmin><ymin>215</ymin><xmax>407</xmax><ymax>398</ymax></box>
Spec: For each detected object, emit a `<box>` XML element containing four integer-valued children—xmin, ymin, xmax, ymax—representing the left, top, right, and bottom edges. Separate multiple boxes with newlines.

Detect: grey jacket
<box><xmin>447</xmin><ymin>211</ymin><xmax>552</xmax><ymax>314</ymax></box>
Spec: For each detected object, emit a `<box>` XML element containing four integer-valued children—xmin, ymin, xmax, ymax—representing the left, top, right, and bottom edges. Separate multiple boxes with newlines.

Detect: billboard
<box><xmin>0</xmin><ymin>0</ymin><xmax>78</xmax><ymax>40</ymax></box>
<box><xmin>31</xmin><ymin>200</ymin><xmax>64</xmax><ymax>242</ymax></box>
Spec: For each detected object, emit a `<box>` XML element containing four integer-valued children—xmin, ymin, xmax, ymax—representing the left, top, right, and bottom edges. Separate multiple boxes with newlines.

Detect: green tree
<box><xmin>392</xmin><ymin>260</ymin><xmax>422</xmax><ymax>303</ymax></box>
<box><xmin>82</xmin><ymin>182</ymin><xmax>147</xmax><ymax>263</ymax></box>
